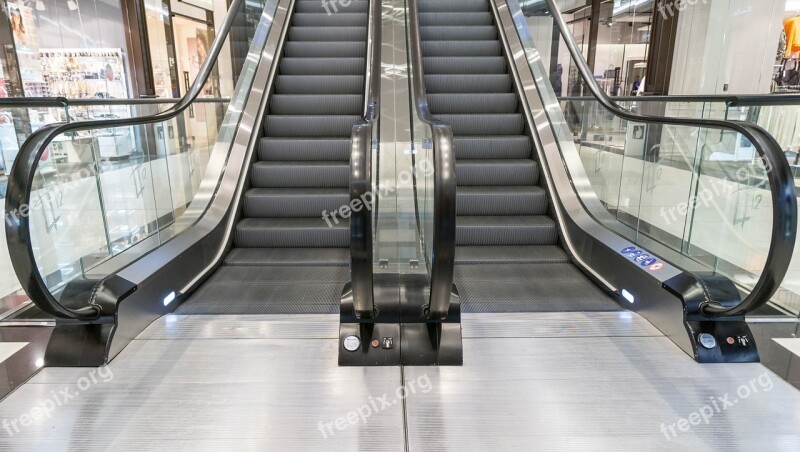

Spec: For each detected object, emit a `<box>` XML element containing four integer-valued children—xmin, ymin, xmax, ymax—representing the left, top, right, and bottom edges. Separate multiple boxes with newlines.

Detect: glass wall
<box><xmin>2</xmin><ymin>0</ymin><xmax>132</xmax><ymax>98</ymax></box>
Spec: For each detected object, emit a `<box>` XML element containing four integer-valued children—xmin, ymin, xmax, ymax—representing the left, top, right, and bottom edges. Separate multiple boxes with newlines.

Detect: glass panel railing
<box><xmin>510</xmin><ymin>0</ymin><xmax>796</xmax><ymax>317</ymax></box>
<box><xmin>0</xmin><ymin>99</ymin><xmax>226</xmax><ymax>319</ymax></box>
<box><xmin>558</xmin><ymin>95</ymin><xmax>800</xmax><ymax>316</ymax></box>
<box><xmin>26</xmin><ymin>100</ymin><xmax>228</xmax><ymax>294</ymax></box>
<box><xmin>4</xmin><ymin>0</ymin><xmax>280</xmax><ymax>319</ymax></box>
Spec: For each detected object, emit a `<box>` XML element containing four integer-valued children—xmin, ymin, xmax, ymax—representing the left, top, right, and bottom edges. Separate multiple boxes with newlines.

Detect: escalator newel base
<box><xmin>664</xmin><ymin>272</ymin><xmax>759</xmax><ymax>363</ymax></box>
<box><xmin>338</xmin><ymin>275</ymin><xmax>463</xmax><ymax>366</ymax></box>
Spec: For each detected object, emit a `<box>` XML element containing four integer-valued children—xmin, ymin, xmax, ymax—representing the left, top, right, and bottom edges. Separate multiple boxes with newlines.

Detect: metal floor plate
<box><xmin>405</xmin><ymin>314</ymin><xmax>800</xmax><ymax>451</ymax></box>
<box><xmin>0</xmin><ymin>315</ymin><xmax>403</xmax><ymax>451</ymax></box>
<box><xmin>1</xmin><ymin>312</ymin><xmax>799</xmax><ymax>451</ymax></box>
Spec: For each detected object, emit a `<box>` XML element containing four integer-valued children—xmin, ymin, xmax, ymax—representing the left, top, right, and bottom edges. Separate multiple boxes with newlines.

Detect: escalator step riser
<box><xmin>456</xmin><ymin>160</ymin><xmax>539</xmax><ymax>186</ymax></box>
<box><xmin>270</xmin><ymin>95</ymin><xmax>362</xmax><ymax>115</ymax></box>
<box><xmin>224</xmin><ymin>248</ymin><xmax>350</xmax><ymax>267</ymax></box>
<box><xmin>423</xmin><ymin>57</ymin><xmax>507</xmax><ymax>74</ymax></box>
<box><xmin>243</xmin><ymin>189</ymin><xmax>350</xmax><ymax>218</ymax></box>
<box><xmin>453</xmin><ymin>136</ymin><xmax>532</xmax><ymax>159</ymax></box>
<box><xmin>275</xmin><ymin>75</ymin><xmax>364</xmax><ymax>94</ymax></box>
<box><xmin>419</xmin><ymin>12</ymin><xmax>493</xmax><ymax>26</ymax></box>
<box><xmin>421</xmin><ymin>41</ymin><xmax>502</xmax><ymax>57</ymax></box>
<box><xmin>292</xmin><ymin>13</ymin><xmax>368</xmax><ymax>27</ymax></box>
<box><xmin>425</xmin><ymin>74</ymin><xmax>512</xmax><ymax>93</ymax></box>
<box><xmin>455</xmin><ymin>245</ymin><xmax>571</xmax><ymax>265</ymax></box>
<box><xmin>420</xmin><ymin>26</ymin><xmax>497</xmax><ymax>41</ymax></box>
<box><xmin>429</xmin><ymin>94</ymin><xmax>518</xmax><ymax>114</ymax></box>
<box><xmin>457</xmin><ymin>189</ymin><xmax>548</xmax><ymax>216</ymax></box>
<box><xmin>418</xmin><ymin>0</ymin><xmax>489</xmax><ymax>13</ymax></box>
<box><xmin>288</xmin><ymin>26</ymin><xmax>368</xmax><ymax>42</ymax></box>
<box><xmin>264</xmin><ymin>115</ymin><xmax>359</xmax><ymax>137</ymax></box>
<box><xmin>235</xmin><ymin>220</ymin><xmax>349</xmax><ymax>248</ymax></box>
<box><xmin>251</xmin><ymin>162</ymin><xmax>350</xmax><ymax>188</ymax></box>
<box><xmin>280</xmin><ymin>58</ymin><xmax>365</xmax><ymax>75</ymax></box>
<box><xmin>283</xmin><ymin>41</ymin><xmax>366</xmax><ymax>58</ymax></box>
<box><xmin>294</xmin><ymin>0</ymin><xmax>368</xmax><ymax>13</ymax></box>
<box><xmin>438</xmin><ymin>114</ymin><xmax>524</xmax><ymax>136</ymax></box>
<box><xmin>456</xmin><ymin>221</ymin><xmax>558</xmax><ymax>246</ymax></box>
<box><xmin>259</xmin><ymin>138</ymin><xmax>351</xmax><ymax>161</ymax></box>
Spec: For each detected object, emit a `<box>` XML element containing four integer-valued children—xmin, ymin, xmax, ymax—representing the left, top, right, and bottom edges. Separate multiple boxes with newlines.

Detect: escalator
<box><xmin>176</xmin><ymin>1</ymin><xmax>369</xmax><ymax>315</ymax></box>
<box><xmin>406</xmin><ymin>0</ymin><xmax>797</xmax><ymax>364</ymax></box>
<box><xmin>418</xmin><ymin>0</ymin><xmax>618</xmax><ymax>312</ymax></box>
<box><xmin>3</xmin><ymin>0</ymin><xmax>380</xmax><ymax>365</ymax></box>
<box><xmin>2</xmin><ymin>0</ymin><xmax>797</xmax><ymax>370</ymax></box>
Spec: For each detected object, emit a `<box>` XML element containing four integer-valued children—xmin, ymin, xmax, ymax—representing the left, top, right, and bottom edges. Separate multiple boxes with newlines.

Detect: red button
<box><xmin>726</xmin><ymin>337</ymin><xmax>735</xmax><ymax>345</ymax></box>
<box><xmin>371</xmin><ymin>340</ymin><xmax>380</xmax><ymax>348</ymax></box>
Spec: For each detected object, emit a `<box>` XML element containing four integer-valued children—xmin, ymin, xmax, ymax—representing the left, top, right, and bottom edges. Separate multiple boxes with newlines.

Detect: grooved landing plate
<box><xmin>403</xmin><ymin>336</ymin><xmax>800</xmax><ymax>451</ymax></box>
<box><xmin>462</xmin><ymin>311</ymin><xmax>662</xmax><ymax>338</ymax></box>
<box><xmin>2</xmin><ymin>314</ymin><xmax>403</xmax><ymax>451</ymax></box>
<box><xmin>138</xmin><ymin>314</ymin><xmax>340</xmax><ymax>339</ymax></box>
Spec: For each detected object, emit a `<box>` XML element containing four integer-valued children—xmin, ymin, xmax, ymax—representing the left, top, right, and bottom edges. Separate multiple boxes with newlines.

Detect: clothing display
<box><xmin>785</xmin><ymin>16</ymin><xmax>800</xmax><ymax>57</ymax></box>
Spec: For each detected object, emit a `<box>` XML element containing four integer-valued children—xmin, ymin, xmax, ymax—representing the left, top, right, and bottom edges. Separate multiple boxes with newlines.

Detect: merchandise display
<box><xmin>785</xmin><ymin>16</ymin><xmax>800</xmax><ymax>58</ymax></box>
<box><xmin>39</xmin><ymin>49</ymin><xmax>129</xmax><ymax>99</ymax></box>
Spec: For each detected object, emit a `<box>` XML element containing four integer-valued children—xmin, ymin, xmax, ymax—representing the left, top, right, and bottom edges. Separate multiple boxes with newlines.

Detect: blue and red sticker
<box><xmin>621</xmin><ymin>247</ymin><xmax>663</xmax><ymax>271</ymax></box>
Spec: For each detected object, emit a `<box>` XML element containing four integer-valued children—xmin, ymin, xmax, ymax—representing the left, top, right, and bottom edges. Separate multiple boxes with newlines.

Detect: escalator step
<box><xmin>457</xmin><ymin>186</ymin><xmax>547</xmax><ymax>216</ymax></box>
<box><xmin>425</xmin><ymin>74</ymin><xmax>512</xmax><ymax>93</ymax></box>
<box><xmin>275</xmin><ymin>75</ymin><xmax>364</xmax><ymax>94</ymax></box>
<box><xmin>423</xmin><ymin>56</ymin><xmax>506</xmax><ymax>74</ymax></box>
<box><xmin>224</xmin><ymin>248</ymin><xmax>350</xmax><ymax>267</ymax></box>
<box><xmin>259</xmin><ymin>138</ymin><xmax>351</xmax><ymax>161</ymax></box>
<box><xmin>270</xmin><ymin>95</ymin><xmax>362</xmax><ymax>115</ymax></box>
<box><xmin>283</xmin><ymin>41</ymin><xmax>366</xmax><ymax>58</ymax></box>
<box><xmin>421</xmin><ymin>40</ymin><xmax>502</xmax><ymax>57</ymax></box>
<box><xmin>234</xmin><ymin>218</ymin><xmax>349</xmax><ymax>248</ymax></box>
<box><xmin>456</xmin><ymin>159</ymin><xmax>539</xmax><ymax>186</ymax></box>
<box><xmin>455</xmin><ymin>245</ymin><xmax>570</xmax><ymax>264</ymax></box>
<box><xmin>243</xmin><ymin>188</ymin><xmax>349</xmax><ymax>218</ymax></box>
<box><xmin>437</xmin><ymin>114</ymin><xmax>524</xmax><ymax>135</ymax></box>
<box><xmin>418</xmin><ymin>12</ymin><xmax>493</xmax><ymax>26</ymax></box>
<box><xmin>178</xmin><ymin>266</ymin><xmax>349</xmax><ymax>314</ymax></box>
<box><xmin>429</xmin><ymin>93</ymin><xmax>518</xmax><ymax>114</ymax></box>
<box><xmin>264</xmin><ymin>115</ymin><xmax>360</xmax><ymax>137</ymax></box>
<box><xmin>288</xmin><ymin>26</ymin><xmax>368</xmax><ymax>42</ymax></box>
<box><xmin>280</xmin><ymin>57</ymin><xmax>365</xmax><ymax>75</ymax></box>
<box><xmin>418</xmin><ymin>0</ymin><xmax>489</xmax><ymax>13</ymax></box>
<box><xmin>292</xmin><ymin>13</ymin><xmax>368</xmax><ymax>27</ymax></box>
<box><xmin>251</xmin><ymin>161</ymin><xmax>349</xmax><ymax>188</ymax></box>
<box><xmin>456</xmin><ymin>216</ymin><xmax>557</xmax><ymax>246</ymax></box>
<box><xmin>420</xmin><ymin>26</ymin><xmax>497</xmax><ymax>41</ymax></box>
<box><xmin>453</xmin><ymin>136</ymin><xmax>532</xmax><ymax>159</ymax></box>
<box><xmin>294</xmin><ymin>0</ymin><xmax>368</xmax><ymax>13</ymax></box>
<box><xmin>454</xmin><ymin>263</ymin><xmax>620</xmax><ymax>312</ymax></box>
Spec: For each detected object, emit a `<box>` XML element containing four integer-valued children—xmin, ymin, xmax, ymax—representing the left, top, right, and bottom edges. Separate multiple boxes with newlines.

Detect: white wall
<box><xmin>670</xmin><ymin>0</ymin><xmax>786</xmax><ymax>95</ymax></box>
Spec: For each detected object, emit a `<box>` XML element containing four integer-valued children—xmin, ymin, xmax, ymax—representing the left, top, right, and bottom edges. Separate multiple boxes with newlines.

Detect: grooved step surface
<box><xmin>419</xmin><ymin>0</ymin><xmax>619</xmax><ymax>312</ymax></box>
<box><xmin>182</xmin><ymin>3</ymin><xmax>368</xmax><ymax>314</ymax></box>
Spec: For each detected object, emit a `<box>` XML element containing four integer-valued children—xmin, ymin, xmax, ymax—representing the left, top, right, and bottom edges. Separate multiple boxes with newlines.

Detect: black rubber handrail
<box><xmin>407</xmin><ymin>0</ymin><xmax>457</xmax><ymax>320</ymax></box>
<box><xmin>4</xmin><ymin>0</ymin><xmax>247</xmax><ymax>320</ymax></box>
<box><xmin>0</xmin><ymin>98</ymin><xmax>229</xmax><ymax>108</ymax></box>
<box><xmin>557</xmin><ymin>94</ymin><xmax>800</xmax><ymax>107</ymax></box>
<box><xmin>348</xmin><ymin>0</ymin><xmax>381</xmax><ymax>319</ymax></box>
<box><xmin>544</xmin><ymin>0</ymin><xmax>797</xmax><ymax>316</ymax></box>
